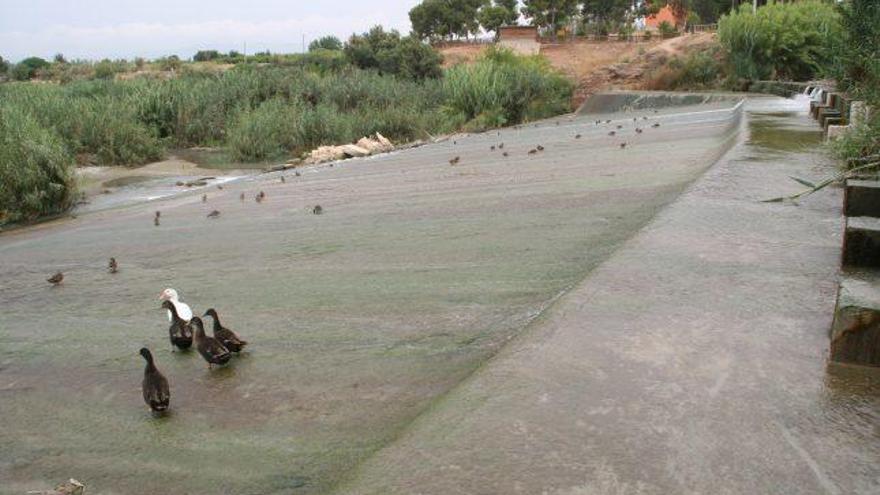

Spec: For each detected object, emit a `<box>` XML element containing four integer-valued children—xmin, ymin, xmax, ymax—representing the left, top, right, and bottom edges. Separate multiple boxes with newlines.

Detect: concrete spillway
<box><xmin>2</xmin><ymin>93</ymin><xmax>876</xmax><ymax>494</ymax></box>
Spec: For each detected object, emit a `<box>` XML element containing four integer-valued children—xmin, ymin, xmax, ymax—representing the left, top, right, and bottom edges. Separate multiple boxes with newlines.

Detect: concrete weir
<box><xmin>334</xmin><ymin>97</ymin><xmax>880</xmax><ymax>494</ymax></box>
<box><xmin>2</xmin><ymin>93</ymin><xmax>878</xmax><ymax>494</ymax></box>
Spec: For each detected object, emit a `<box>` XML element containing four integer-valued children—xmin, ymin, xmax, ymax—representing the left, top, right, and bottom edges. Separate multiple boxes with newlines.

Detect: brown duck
<box><xmin>161</xmin><ymin>300</ymin><xmax>193</xmax><ymax>351</ymax></box>
<box><xmin>203</xmin><ymin>309</ymin><xmax>248</xmax><ymax>352</ymax></box>
<box><xmin>140</xmin><ymin>348</ymin><xmax>170</xmax><ymax>413</ymax></box>
<box><xmin>191</xmin><ymin>317</ymin><xmax>232</xmax><ymax>368</ymax></box>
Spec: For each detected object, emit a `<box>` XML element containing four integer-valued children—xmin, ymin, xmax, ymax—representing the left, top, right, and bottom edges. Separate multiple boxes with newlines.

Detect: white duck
<box><xmin>159</xmin><ymin>288</ymin><xmax>193</xmax><ymax>323</ymax></box>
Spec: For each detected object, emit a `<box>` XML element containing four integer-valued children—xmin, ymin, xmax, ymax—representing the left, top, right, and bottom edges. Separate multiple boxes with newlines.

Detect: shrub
<box><xmin>0</xmin><ymin>55</ymin><xmax>9</xmax><ymax>75</ymax></box>
<box><xmin>227</xmin><ymin>99</ymin><xmax>299</xmax><ymax>161</ymax></box>
<box><xmin>193</xmin><ymin>50</ymin><xmax>222</xmax><ymax>62</ymax></box>
<box><xmin>344</xmin><ymin>26</ymin><xmax>443</xmax><ymax>80</ymax></box>
<box><xmin>0</xmin><ymin>105</ymin><xmax>76</xmax><ymax>224</ymax></box>
<box><xmin>12</xmin><ymin>57</ymin><xmax>51</xmax><ymax>80</ymax></box>
<box><xmin>443</xmin><ymin>47</ymin><xmax>573</xmax><ymax>128</ymax></box>
<box><xmin>645</xmin><ymin>50</ymin><xmax>724</xmax><ymax>90</ymax></box>
<box><xmin>658</xmin><ymin>21</ymin><xmax>678</xmax><ymax>38</ymax></box>
<box><xmin>309</xmin><ymin>36</ymin><xmax>343</xmax><ymax>52</ymax></box>
<box><xmin>718</xmin><ymin>0</ymin><xmax>840</xmax><ymax>81</ymax></box>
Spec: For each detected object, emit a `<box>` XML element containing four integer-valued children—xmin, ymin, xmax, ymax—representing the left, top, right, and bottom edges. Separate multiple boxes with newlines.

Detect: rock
<box><xmin>843</xmin><ymin>216</ymin><xmax>880</xmax><ymax>268</ymax></box>
<box><xmin>831</xmin><ymin>278</ymin><xmax>880</xmax><ymax>367</ymax></box>
<box><xmin>29</xmin><ymin>478</ymin><xmax>85</xmax><ymax>495</ymax></box>
<box><xmin>845</xmin><ymin>179</ymin><xmax>880</xmax><ymax>218</ymax></box>
<box><xmin>340</xmin><ymin>144</ymin><xmax>370</xmax><ymax>158</ymax></box>
<box><xmin>375</xmin><ymin>132</ymin><xmax>393</xmax><ymax>148</ymax></box>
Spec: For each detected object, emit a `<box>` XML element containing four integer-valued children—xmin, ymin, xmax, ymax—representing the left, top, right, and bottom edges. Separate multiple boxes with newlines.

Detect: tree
<box><xmin>53</xmin><ymin>53</ymin><xmax>67</xmax><ymax>64</ymax></box>
<box><xmin>193</xmin><ymin>50</ymin><xmax>221</xmax><ymax>62</ymax></box>
<box><xmin>581</xmin><ymin>0</ymin><xmax>631</xmax><ymax>25</ymax></box>
<box><xmin>0</xmin><ymin>56</ymin><xmax>8</xmax><ymax>76</ymax></box>
<box><xmin>309</xmin><ymin>36</ymin><xmax>343</xmax><ymax>52</ymax></box>
<box><xmin>344</xmin><ymin>26</ymin><xmax>443</xmax><ymax>79</ymax></box>
<box><xmin>479</xmin><ymin>1</ymin><xmax>520</xmax><ymax>38</ymax></box>
<box><xmin>409</xmin><ymin>0</ymin><xmax>486</xmax><ymax>41</ymax></box>
<box><xmin>521</xmin><ymin>0</ymin><xmax>579</xmax><ymax>38</ymax></box>
<box><xmin>12</xmin><ymin>57</ymin><xmax>50</xmax><ymax>80</ymax></box>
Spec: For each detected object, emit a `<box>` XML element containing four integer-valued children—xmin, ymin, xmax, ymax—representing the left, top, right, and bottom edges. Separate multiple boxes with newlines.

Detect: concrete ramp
<box><xmin>334</xmin><ymin>99</ymin><xmax>880</xmax><ymax>494</ymax></box>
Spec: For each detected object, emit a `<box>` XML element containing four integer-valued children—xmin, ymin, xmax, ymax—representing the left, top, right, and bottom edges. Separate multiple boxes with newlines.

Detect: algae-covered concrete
<box><xmin>0</xmin><ymin>97</ymin><xmax>742</xmax><ymax>494</ymax></box>
<box><xmin>333</xmin><ymin>98</ymin><xmax>880</xmax><ymax>494</ymax></box>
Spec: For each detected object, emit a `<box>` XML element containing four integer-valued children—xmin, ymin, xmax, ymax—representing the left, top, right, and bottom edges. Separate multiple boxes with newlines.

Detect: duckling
<box><xmin>528</xmin><ymin>149</ymin><xmax>538</xmax><ymax>155</ymax></box>
<box><xmin>616</xmin><ymin>124</ymin><xmax>623</xmax><ymax>129</ymax></box>
<box><xmin>502</xmin><ymin>151</ymin><xmax>509</xmax><ymax>157</ymax></box>
<box><xmin>140</xmin><ymin>348</ymin><xmax>170</xmax><ymax>413</ymax></box>
<box><xmin>191</xmin><ymin>317</ymin><xmax>231</xmax><ymax>369</ymax></box>
<box><xmin>652</xmin><ymin>122</ymin><xmax>661</xmax><ymax>128</ymax></box>
<box><xmin>280</xmin><ymin>176</ymin><xmax>286</xmax><ymax>183</ymax></box>
<box><xmin>202</xmin><ymin>194</ymin><xmax>207</xmax><ymax>203</ymax></box>
<box><xmin>256</xmin><ymin>191</ymin><xmax>266</xmax><ymax>203</ymax></box>
<box><xmin>635</xmin><ymin>128</ymin><xmax>643</xmax><ymax>134</ymax></box>
<box><xmin>47</xmin><ymin>272</ymin><xmax>64</xmax><ymax>286</ymax></box>
<box><xmin>295</xmin><ymin>171</ymin><xmax>301</xmax><ymax>177</ymax></box>
<box><xmin>313</xmin><ymin>205</ymin><xmax>323</xmax><ymax>215</ymax></box>
<box><xmin>575</xmin><ymin>134</ymin><xmax>582</xmax><ymax>139</ymax></box>
<box><xmin>537</xmin><ymin>145</ymin><xmax>545</xmax><ymax>152</ymax></box>
<box><xmin>620</xmin><ymin>142</ymin><xmax>627</xmax><ymax>149</ymax></box>
<box><xmin>240</xmin><ymin>192</ymin><xmax>245</xmax><ymax>201</ymax></box>
<box><xmin>108</xmin><ymin>257</ymin><xmax>118</xmax><ymax>274</ymax></box>
<box><xmin>217</xmin><ymin>185</ymin><xmax>224</xmax><ymax>190</ymax></box>
<box><xmin>449</xmin><ymin>156</ymin><xmax>460</xmax><ymax>165</ymax></box>
<box><xmin>490</xmin><ymin>145</ymin><xmax>495</xmax><ymax>151</ymax></box>
<box><xmin>608</xmin><ymin>131</ymin><xmax>616</xmax><ymax>136</ymax></box>
<box><xmin>154</xmin><ymin>211</ymin><xmax>161</xmax><ymax>227</ymax></box>
<box><xmin>207</xmin><ymin>210</ymin><xmax>221</xmax><ymax>219</ymax></box>
<box><xmin>605</xmin><ymin>119</ymin><xmax>612</xmax><ymax>124</ymax></box>
<box><xmin>161</xmin><ymin>300</ymin><xmax>193</xmax><ymax>351</ymax></box>
<box><xmin>498</xmin><ymin>143</ymin><xmax>504</xmax><ymax>149</ymax></box>
<box><xmin>203</xmin><ymin>309</ymin><xmax>247</xmax><ymax>352</ymax></box>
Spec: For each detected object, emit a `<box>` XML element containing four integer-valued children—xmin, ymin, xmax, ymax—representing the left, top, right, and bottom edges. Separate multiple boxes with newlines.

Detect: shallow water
<box><xmin>2</xmin><ymin>95</ymin><xmax>756</xmax><ymax>494</ymax></box>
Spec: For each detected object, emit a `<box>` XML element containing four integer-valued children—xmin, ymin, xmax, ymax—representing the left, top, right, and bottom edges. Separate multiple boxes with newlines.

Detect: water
<box><xmin>2</xmin><ymin>95</ymin><xmax>848</xmax><ymax>494</ymax></box>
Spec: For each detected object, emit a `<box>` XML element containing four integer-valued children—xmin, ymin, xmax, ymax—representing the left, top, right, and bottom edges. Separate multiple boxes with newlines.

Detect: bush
<box><xmin>193</xmin><ymin>50</ymin><xmax>222</xmax><ymax>62</ymax></box>
<box><xmin>309</xmin><ymin>36</ymin><xmax>343</xmax><ymax>52</ymax></box>
<box><xmin>0</xmin><ymin>105</ymin><xmax>76</xmax><ymax>224</ymax></box>
<box><xmin>442</xmin><ymin>47</ymin><xmax>573</xmax><ymax>128</ymax></box>
<box><xmin>12</xmin><ymin>57</ymin><xmax>51</xmax><ymax>80</ymax></box>
<box><xmin>645</xmin><ymin>50</ymin><xmax>724</xmax><ymax>90</ymax></box>
<box><xmin>344</xmin><ymin>26</ymin><xmax>443</xmax><ymax>80</ymax></box>
<box><xmin>658</xmin><ymin>21</ymin><xmax>678</xmax><ymax>38</ymax></box>
<box><xmin>718</xmin><ymin>1</ymin><xmax>840</xmax><ymax>81</ymax></box>
<box><xmin>0</xmin><ymin>55</ymin><xmax>10</xmax><ymax>75</ymax></box>
<box><xmin>227</xmin><ymin>99</ymin><xmax>299</xmax><ymax>161</ymax></box>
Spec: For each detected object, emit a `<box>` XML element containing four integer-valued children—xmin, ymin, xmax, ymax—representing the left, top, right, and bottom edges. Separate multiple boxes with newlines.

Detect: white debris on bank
<box><xmin>302</xmin><ymin>133</ymin><xmax>394</xmax><ymax>165</ymax></box>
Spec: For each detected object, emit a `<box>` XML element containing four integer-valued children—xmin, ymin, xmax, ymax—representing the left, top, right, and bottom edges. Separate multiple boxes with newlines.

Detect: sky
<box><xmin>0</xmin><ymin>0</ymin><xmax>423</xmax><ymax>62</ymax></box>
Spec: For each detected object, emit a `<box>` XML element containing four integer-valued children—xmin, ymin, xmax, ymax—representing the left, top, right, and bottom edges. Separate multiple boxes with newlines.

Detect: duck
<box><xmin>109</xmin><ymin>258</ymin><xmax>118</xmax><ymax>273</ymax></box>
<box><xmin>47</xmin><ymin>272</ymin><xmax>64</xmax><ymax>286</ymax></box>
<box><xmin>449</xmin><ymin>156</ymin><xmax>460</xmax><ymax>165</ymax></box>
<box><xmin>620</xmin><ymin>142</ymin><xmax>627</xmax><ymax>149</ymax></box>
<box><xmin>280</xmin><ymin>176</ymin><xmax>286</xmax><ymax>183</ymax></box>
<box><xmin>203</xmin><ymin>308</ymin><xmax>247</xmax><ymax>352</ymax></box>
<box><xmin>536</xmin><ymin>145</ymin><xmax>545</xmax><ymax>152</ymax></box>
<box><xmin>140</xmin><ymin>348</ymin><xmax>170</xmax><ymax>413</ymax></box>
<box><xmin>207</xmin><ymin>210</ymin><xmax>221</xmax><ymax>219</ymax></box>
<box><xmin>312</xmin><ymin>205</ymin><xmax>323</xmax><ymax>215</ymax></box>
<box><xmin>502</xmin><ymin>151</ymin><xmax>509</xmax><ymax>157</ymax></box>
<box><xmin>608</xmin><ymin>131</ymin><xmax>616</xmax><ymax>136</ymax></box>
<box><xmin>498</xmin><ymin>143</ymin><xmax>504</xmax><ymax>149</ymax></box>
<box><xmin>161</xmin><ymin>300</ymin><xmax>193</xmax><ymax>350</ymax></box>
<box><xmin>154</xmin><ymin>211</ymin><xmax>160</xmax><ymax>226</ymax></box>
<box><xmin>528</xmin><ymin>149</ymin><xmax>537</xmax><ymax>155</ymax></box>
<box><xmin>652</xmin><ymin>122</ymin><xmax>661</xmax><ymax>128</ymax></box>
<box><xmin>191</xmin><ymin>317</ymin><xmax>231</xmax><ymax>368</ymax></box>
<box><xmin>575</xmin><ymin>134</ymin><xmax>582</xmax><ymax>139</ymax></box>
<box><xmin>159</xmin><ymin>288</ymin><xmax>193</xmax><ymax>322</ymax></box>
<box><xmin>240</xmin><ymin>193</ymin><xmax>245</xmax><ymax>201</ymax></box>
<box><xmin>490</xmin><ymin>145</ymin><xmax>495</xmax><ymax>151</ymax></box>
<box><xmin>202</xmin><ymin>194</ymin><xmax>207</xmax><ymax>203</ymax></box>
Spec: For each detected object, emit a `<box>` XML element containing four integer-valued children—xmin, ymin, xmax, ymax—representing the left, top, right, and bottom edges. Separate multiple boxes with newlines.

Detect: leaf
<box><xmin>788</xmin><ymin>176</ymin><xmax>815</xmax><ymax>188</ymax></box>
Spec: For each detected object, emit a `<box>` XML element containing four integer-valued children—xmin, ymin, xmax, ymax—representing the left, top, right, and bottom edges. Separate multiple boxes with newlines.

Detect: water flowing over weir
<box><xmin>4</xmin><ymin>93</ymin><xmax>873</xmax><ymax>495</ymax></box>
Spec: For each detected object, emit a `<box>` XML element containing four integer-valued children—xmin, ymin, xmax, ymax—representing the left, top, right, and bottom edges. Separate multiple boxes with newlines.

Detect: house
<box><xmin>645</xmin><ymin>3</ymin><xmax>687</xmax><ymax>30</ymax></box>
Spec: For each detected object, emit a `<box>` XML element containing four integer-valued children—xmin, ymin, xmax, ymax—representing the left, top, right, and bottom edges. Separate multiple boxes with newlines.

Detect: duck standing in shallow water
<box><xmin>140</xmin><ymin>348</ymin><xmax>170</xmax><ymax>413</ymax></box>
<box><xmin>47</xmin><ymin>272</ymin><xmax>64</xmax><ymax>286</ymax></box>
<box><xmin>162</xmin><ymin>300</ymin><xmax>193</xmax><ymax>350</ymax></box>
<box><xmin>203</xmin><ymin>308</ymin><xmax>247</xmax><ymax>352</ymax></box>
<box><xmin>159</xmin><ymin>288</ymin><xmax>193</xmax><ymax>323</ymax></box>
<box><xmin>191</xmin><ymin>317</ymin><xmax>231</xmax><ymax>368</ymax></box>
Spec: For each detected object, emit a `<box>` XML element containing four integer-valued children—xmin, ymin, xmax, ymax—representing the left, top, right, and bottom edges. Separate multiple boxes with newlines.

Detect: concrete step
<box><xmin>843</xmin><ymin>216</ymin><xmax>880</xmax><ymax>267</ymax></box>
<box><xmin>845</xmin><ymin>179</ymin><xmax>880</xmax><ymax>217</ymax></box>
<box><xmin>831</xmin><ymin>276</ymin><xmax>880</xmax><ymax>366</ymax></box>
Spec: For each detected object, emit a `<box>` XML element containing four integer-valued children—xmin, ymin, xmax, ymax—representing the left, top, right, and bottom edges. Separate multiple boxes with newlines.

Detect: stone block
<box><xmin>831</xmin><ymin>278</ymin><xmax>880</xmax><ymax>366</ymax></box>
<box><xmin>826</xmin><ymin>125</ymin><xmax>849</xmax><ymax>141</ymax></box>
<box><xmin>843</xmin><ymin>216</ymin><xmax>880</xmax><ymax>267</ymax></box>
<box><xmin>845</xmin><ymin>180</ymin><xmax>880</xmax><ymax>218</ymax></box>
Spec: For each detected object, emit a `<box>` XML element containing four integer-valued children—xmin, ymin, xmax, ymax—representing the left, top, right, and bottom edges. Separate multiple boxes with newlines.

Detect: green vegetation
<box><xmin>0</xmin><ymin>40</ymin><xmax>572</xmax><ymax>224</ymax></box>
<box><xmin>0</xmin><ymin>105</ymin><xmax>76</xmax><ymax>224</ymax></box>
<box><xmin>308</xmin><ymin>36</ymin><xmax>343</xmax><ymax>52</ymax></box>
<box><xmin>443</xmin><ymin>46</ymin><xmax>573</xmax><ymax>130</ymax></box>
<box><xmin>12</xmin><ymin>57</ymin><xmax>50</xmax><ymax>81</ymax></box>
<box><xmin>409</xmin><ymin>0</ymin><xmax>486</xmax><ymax>41</ymax></box>
<box><xmin>718</xmin><ymin>1</ymin><xmax>840</xmax><ymax>81</ymax></box>
<box><xmin>645</xmin><ymin>48</ymin><xmax>723</xmax><ymax>91</ymax></box>
<box><xmin>828</xmin><ymin>0</ymin><xmax>880</xmax><ymax>168</ymax></box>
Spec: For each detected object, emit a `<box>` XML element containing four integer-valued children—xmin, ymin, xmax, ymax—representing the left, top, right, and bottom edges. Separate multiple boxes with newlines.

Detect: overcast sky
<box><xmin>0</xmin><ymin>0</ymin><xmax>424</xmax><ymax>62</ymax></box>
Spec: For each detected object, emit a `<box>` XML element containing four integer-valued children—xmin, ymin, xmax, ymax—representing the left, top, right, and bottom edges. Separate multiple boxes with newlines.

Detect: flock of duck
<box><xmin>141</xmin><ymin>288</ymin><xmax>248</xmax><ymax>413</ymax></box>
<box><xmin>447</xmin><ymin>114</ymin><xmax>662</xmax><ymax>166</ymax></box>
